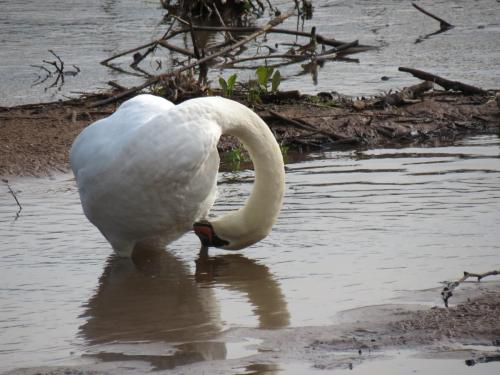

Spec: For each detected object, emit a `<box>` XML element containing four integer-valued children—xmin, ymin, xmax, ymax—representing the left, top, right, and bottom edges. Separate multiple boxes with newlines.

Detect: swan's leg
<box><xmin>195</xmin><ymin>245</ymin><xmax>216</xmax><ymax>282</ymax></box>
<box><xmin>198</xmin><ymin>245</ymin><xmax>209</xmax><ymax>261</ymax></box>
<box><xmin>109</xmin><ymin>239</ymin><xmax>136</xmax><ymax>258</ymax></box>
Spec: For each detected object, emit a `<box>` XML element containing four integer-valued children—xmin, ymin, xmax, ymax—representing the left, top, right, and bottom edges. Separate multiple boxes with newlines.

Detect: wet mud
<box><xmin>4</xmin><ymin>281</ymin><xmax>500</xmax><ymax>375</ymax></box>
<box><xmin>1</xmin><ymin>90</ymin><xmax>499</xmax><ymax>177</ymax></box>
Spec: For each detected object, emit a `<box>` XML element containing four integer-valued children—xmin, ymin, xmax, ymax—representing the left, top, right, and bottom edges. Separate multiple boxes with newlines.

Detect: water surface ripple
<box><xmin>0</xmin><ymin>135</ymin><xmax>499</xmax><ymax>371</ymax></box>
<box><xmin>1</xmin><ymin>0</ymin><xmax>499</xmax><ymax>105</ymax></box>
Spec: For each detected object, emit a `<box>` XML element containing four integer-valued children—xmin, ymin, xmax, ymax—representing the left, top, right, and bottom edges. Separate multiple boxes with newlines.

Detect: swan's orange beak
<box><xmin>193</xmin><ymin>221</ymin><xmax>229</xmax><ymax>248</ymax></box>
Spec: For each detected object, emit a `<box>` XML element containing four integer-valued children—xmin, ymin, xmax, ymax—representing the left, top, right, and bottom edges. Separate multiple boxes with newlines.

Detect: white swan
<box><xmin>70</xmin><ymin>94</ymin><xmax>285</xmax><ymax>257</ymax></box>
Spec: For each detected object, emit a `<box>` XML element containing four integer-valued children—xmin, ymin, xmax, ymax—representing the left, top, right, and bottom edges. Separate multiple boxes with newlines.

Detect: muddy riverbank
<box><xmin>1</xmin><ymin>88</ymin><xmax>499</xmax><ymax>177</ymax></box>
<box><xmin>1</xmin><ymin>109</ymin><xmax>499</xmax><ymax>373</ymax></box>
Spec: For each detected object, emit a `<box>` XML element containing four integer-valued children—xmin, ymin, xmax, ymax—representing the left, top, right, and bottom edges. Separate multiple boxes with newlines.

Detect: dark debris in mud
<box><xmin>307</xmin><ymin>288</ymin><xmax>500</xmax><ymax>355</ymax></box>
<box><xmin>0</xmin><ymin>86</ymin><xmax>499</xmax><ymax>177</ymax></box>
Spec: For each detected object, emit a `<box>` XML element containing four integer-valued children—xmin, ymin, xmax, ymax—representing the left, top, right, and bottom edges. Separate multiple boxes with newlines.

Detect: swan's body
<box><xmin>70</xmin><ymin>94</ymin><xmax>284</xmax><ymax>256</ymax></box>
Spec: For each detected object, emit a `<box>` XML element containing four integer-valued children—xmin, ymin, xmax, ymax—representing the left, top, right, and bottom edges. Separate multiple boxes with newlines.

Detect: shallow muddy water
<box><xmin>1</xmin><ymin>135</ymin><xmax>499</xmax><ymax>373</ymax></box>
<box><xmin>1</xmin><ymin>0</ymin><xmax>499</xmax><ymax>106</ymax></box>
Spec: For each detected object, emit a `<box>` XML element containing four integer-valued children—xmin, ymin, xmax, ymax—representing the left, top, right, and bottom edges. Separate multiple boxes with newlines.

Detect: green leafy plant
<box><xmin>219</xmin><ymin>74</ymin><xmax>237</xmax><ymax>97</ymax></box>
<box><xmin>247</xmin><ymin>66</ymin><xmax>282</xmax><ymax>103</ymax></box>
<box><xmin>271</xmin><ymin>70</ymin><xmax>281</xmax><ymax>92</ymax></box>
<box><xmin>224</xmin><ymin>146</ymin><xmax>250</xmax><ymax>170</ymax></box>
<box><xmin>255</xmin><ymin>66</ymin><xmax>281</xmax><ymax>93</ymax></box>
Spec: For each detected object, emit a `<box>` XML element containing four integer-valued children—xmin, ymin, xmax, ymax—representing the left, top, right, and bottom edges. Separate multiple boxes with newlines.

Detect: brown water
<box><xmin>1</xmin><ymin>0</ymin><xmax>499</xmax><ymax>106</ymax></box>
<box><xmin>1</xmin><ymin>135</ymin><xmax>499</xmax><ymax>373</ymax></box>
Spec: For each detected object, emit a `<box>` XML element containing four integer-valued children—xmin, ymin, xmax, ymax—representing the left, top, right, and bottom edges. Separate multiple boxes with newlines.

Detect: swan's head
<box><xmin>193</xmin><ymin>220</ymin><xmax>230</xmax><ymax>249</ymax></box>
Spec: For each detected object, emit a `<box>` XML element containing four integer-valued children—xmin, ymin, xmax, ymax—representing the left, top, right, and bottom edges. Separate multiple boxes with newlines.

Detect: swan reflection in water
<box><xmin>79</xmin><ymin>247</ymin><xmax>289</xmax><ymax>370</ymax></box>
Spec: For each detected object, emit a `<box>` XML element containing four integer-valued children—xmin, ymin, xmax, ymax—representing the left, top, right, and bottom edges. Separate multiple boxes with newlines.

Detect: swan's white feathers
<box><xmin>70</xmin><ymin>95</ymin><xmax>220</xmax><ymax>253</ymax></box>
<box><xmin>71</xmin><ymin>94</ymin><xmax>285</xmax><ymax>255</ymax></box>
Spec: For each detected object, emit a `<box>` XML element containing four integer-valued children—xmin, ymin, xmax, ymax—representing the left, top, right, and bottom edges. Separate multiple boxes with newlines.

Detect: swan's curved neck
<box><xmin>190</xmin><ymin>97</ymin><xmax>285</xmax><ymax>250</ymax></box>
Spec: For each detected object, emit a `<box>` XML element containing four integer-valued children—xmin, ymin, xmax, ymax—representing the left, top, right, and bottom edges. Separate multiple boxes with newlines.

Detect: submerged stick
<box><xmin>412</xmin><ymin>2</ymin><xmax>454</xmax><ymax>43</ymax></box>
<box><xmin>412</xmin><ymin>2</ymin><xmax>453</xmax><ymax>31</ymax></box>
<box><xmin>399</xmin><ymin>67</ymin><xmax>488</xmax><ymax>95</ymax></box>
<box><xmin>441</xmin><ymin>270</ymin><xmax>500</xmax><ymax>307</ymax></box>
<box><xmin>2</xmin><ymin>179</ymin><xmax>22</xmax><ymax>220</ymax></box>
<box><xmin>92</xmin><ymin>9</ymin><xmax>295</xmax><ymax>107</ymax></box>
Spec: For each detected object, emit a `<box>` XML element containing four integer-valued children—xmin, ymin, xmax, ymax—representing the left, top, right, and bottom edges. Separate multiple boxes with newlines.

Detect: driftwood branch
<box><xmin>256</xmin><ymin>104</ymin><xmax>349</xmax><ymax>141</ymax></box>
<box><xmin>399</xmin><ymin>67</ymin><xmax>488</xmax><ymax>96</ymax></box>
<box><xmin>378</xmin><ymin>81</ymin><xmax>434</xmax><ymax>107</ymax></box>
<box><xmin>182</xmin><ymin>24</ymin><xmax>368</xmax><ymax>49</ymax></box>
<box><xmin>465</xmin><ymin>355</ymin><xmax>500</xmax><ymax>367</ymax></box>
<box><xmin>92</xmin><ymin>9</ymin><xmax>295</xmax><ymax>107</ymax></box>
<box><xmin>441</xmin><ymin>270</ymin><xmax>500</xmax><ymax>307</ymax></box>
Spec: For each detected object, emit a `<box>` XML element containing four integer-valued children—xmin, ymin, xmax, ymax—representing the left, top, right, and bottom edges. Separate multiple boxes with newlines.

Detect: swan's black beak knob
<box><xmin>193</xmin><ymin>221</ymin><xmax>230</xmax><ymax>248</ymax></box>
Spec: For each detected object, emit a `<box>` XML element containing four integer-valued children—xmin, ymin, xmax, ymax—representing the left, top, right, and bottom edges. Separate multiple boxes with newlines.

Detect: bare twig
<box><xmin>2</xmin><ymin>179</ymin><xmax>22</xmax><ymax>220</ymax></box>
<box><xmin>107</xmin><ymin>81</ymin><xmax>128</xmax><ymax>91</ymax></box>
<box><xmin>412</xmin><ymin>2</ymin><xmax>454</xmax><ymax>43</ymax></box>
<box><xmin>441</xmin><ymin>270</ymin><xmax>500</xmax><ymax>307</ymax></box>
<box><xmin>412</xmin><ymin>2</ymin><xmax>453</xmax><ymax>30</ymax></box>
<box><xmin>212</xmin><ymin>3</ymin><xmax>237</xmax><ymax>43</ymax></box>
<box><xmin>102</xmin><ymin>40</ymin><xmax>159</xmax><ymax>66</ymax></box>
<box><xmin>219</xmin><ymin>41</ymin><xmax>359</xmax><ymax>69</ymax></box>
<box><xmin>44</xmin><ymin>49</ymin><xmax>65</xmax><ymax>74</ymax></box>
<box><xmin>31</xmin><ymin>64</ymin><xmax>52</xmax><ymax>76</ymax></box>
<box><xmin>179</xmin><ymin>24</ymin><xmax>365</xmax><ymax>49</ymax></box>
<box><xmin>157</xmin><ymin>40</ymin><xmax>196</xmax><ymax>57</ymax></box>
<box><xmin>92</xmin><ymin>9</ymin><xmax>296</xmax><ymax>107</ymax></box>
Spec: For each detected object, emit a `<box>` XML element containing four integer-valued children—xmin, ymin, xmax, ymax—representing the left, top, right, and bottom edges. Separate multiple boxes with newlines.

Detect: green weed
<box><xmin>247</xmin><ymin>66</ymin><xmax>282</xmax><ymax>103</ymax></box>
<box><xmin>219</xmin><ymin>73</ymin><xmax>237</xmax><ymax>97</ymax></box>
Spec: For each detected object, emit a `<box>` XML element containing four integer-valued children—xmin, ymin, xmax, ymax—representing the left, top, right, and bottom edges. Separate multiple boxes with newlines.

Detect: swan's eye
<box><xmin>193</xmin><ymin>221</ymin><xmax>229</xmax><ymax>248</ymax></box>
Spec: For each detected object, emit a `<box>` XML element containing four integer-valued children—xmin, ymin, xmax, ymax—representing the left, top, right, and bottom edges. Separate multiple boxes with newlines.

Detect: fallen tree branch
<box><xmin>183</xmin><ymin>24</ymin><xmax>371</xmax><ymax>49</ymax></box>
<box><xmin>378</xmin><ymin>81</ymin><xmax>434</xmax><ymax>107</ymax></box>
<box><xmin>465</xmin><ymin>355</ymin><xmax>500</xmax><ymax>367</ymax></box>
<box><xmin>255</xmin><ymin>104</ymin><xmax>346</xmax><ymax>140</ymax></box>
<box><xmin>157</xmin><ymin>40</ymin><xmax>196</xmax><ymax>57</ymax></box>
<box><xmin>441</xmin><ymin>270</ymin><xmax>500</xmax><ymax>307</ymax></box>
<box><xmin>92</xmin><ymin>9</ymin><xmax>295</xmax><ymax>107</ymax></box>
<box><xmin>399</xmin><ymin>67</ymin><xmax>488</xmax><ymax>96</ymax></box>
<box><xmin>102</xmin><ymin>19</ymin><xmax>178</xmax><ymax>67</ymax></box>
